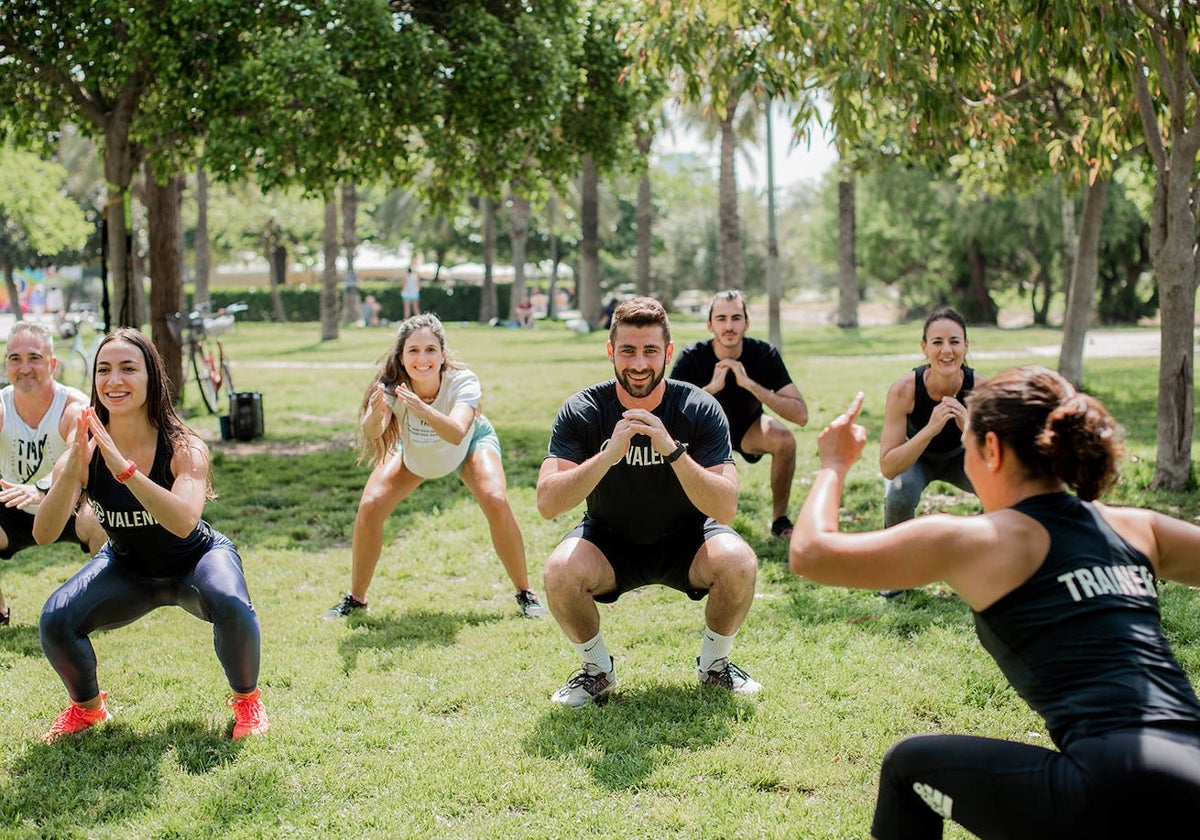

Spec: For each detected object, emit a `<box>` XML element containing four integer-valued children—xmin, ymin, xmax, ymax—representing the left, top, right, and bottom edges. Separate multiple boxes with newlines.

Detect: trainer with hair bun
<box><xmin>790</xmin><ymin>366</ymin><xmax>1200</xmax><ymax>839</ymax></box>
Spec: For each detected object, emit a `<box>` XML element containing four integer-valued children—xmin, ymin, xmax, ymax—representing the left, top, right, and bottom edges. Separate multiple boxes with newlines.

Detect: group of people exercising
<box><xmin>5</xmin><ymin>291</ymin><xmax>1198</xmax><ymax>838</ymax></box>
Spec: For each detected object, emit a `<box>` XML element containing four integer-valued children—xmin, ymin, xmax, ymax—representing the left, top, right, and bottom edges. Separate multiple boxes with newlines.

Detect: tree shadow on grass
<box><xmin>523</xmin><ymin>684</ymin><xmax>751</xmax><ymax>790</ymax></box>
<box><xmin>336</xmin><ymin>608</ymin><xmax>502</xmax><ymax>674</ymax></box>
<box><xmin>1</xmin><ymin>719</ymin><xmax>249</xmax><ymax>833</ymax></box>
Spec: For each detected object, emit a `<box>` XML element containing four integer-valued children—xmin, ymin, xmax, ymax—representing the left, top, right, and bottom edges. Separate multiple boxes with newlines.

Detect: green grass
<box><xmin>0</xmin><ymin>318</ymin><xmax>1196</xmax><ymax>838</ymax></box>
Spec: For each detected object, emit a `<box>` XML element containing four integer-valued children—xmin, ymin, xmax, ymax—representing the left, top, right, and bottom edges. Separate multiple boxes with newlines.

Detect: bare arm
<box><xmin>724</xmin><ymin>361</ymin><xmax>808</xmax><ymax>427</ymax></box>
<box><xmin>33</xmin><ymin>411</ymin><xmax>92</xmax><ymax>545</ymax></box>
<box><xmin>393</xmin><ymin>383</ymin><xmax>476</xmax><ymax>445</ymax></box>
<box><xmin>879</xmin><ymin>376</ymin><xmax>938</xmax><ymax>479</ymax></box>
<box><xmin>791</xmin><ymin>393</ymin><xmax>1027</xmax><ymax>608</ymax></box>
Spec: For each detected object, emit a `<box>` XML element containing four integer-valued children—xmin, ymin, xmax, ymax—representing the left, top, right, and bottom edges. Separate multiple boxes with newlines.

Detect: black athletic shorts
<box><xmin>564</xmin><ymin>515</ymin><xmax>738</xmax><ymax>603</ymax></box>
<box><xmin>0</xmin><ymin>505</ymin><xmax>85</xmax><ymax>560</ymax></box>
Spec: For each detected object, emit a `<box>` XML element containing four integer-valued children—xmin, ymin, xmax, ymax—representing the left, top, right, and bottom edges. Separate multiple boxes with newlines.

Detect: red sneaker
<box><xmin>43</xmin><ymin>692</ymin><xmax>110</xmax><ymax>743</ymax></box>
<box><xmin>227</xmin><ymin>688</ymin><xmax>269</xmax><ymax>739</ymax></box>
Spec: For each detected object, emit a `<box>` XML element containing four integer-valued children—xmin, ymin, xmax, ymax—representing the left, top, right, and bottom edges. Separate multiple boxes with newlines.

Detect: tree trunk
<box><xmin>579</xmin><ymin>155</ymin><xmax>601</xmax><ymax>328</ymax></box>
<box><xmin>509</xmin><ymin>188</ymin><xmax>530</xmax><ymax>321</ymax></box>
<box><xmin>1060</xmin><ymin>185</ymin><xmax>1077</xmax><ymax>317</ymax></box>
<box><xmin>320</xmin><ymin>195</ymin><xmax>339</xmax><ymax>341</ymax></box>
<box><xmin>717</xmin><ymin>99</ymin><xmax>744</xmax><ymax>291</ymax></box>
<box><xmin>547</xmin><ymin>194</ymin><xmax>561</xmax><ymax>320</ymax></box>
<box><xmin>269</xmin><ymin>241</ymin><xmax>288</xmax><ymax>323</ymax></box>
<box><xmin>193</xmin><ymin>167</ymin><xmax>211</xmax><ymax>308</ymax></box>
<box><xmin>836</xmin><ymin>176</ymin><xmax>859</xmax><ymax>328</ymax></box>
<box><xmin>145</xmin><ymin>166</ymin><xmax>186</xmax><ymax>402</ymax></box>
<box><xmin>1150</xmin><ymin>153</ymin><xmax>1199</xmax><ymax>490</ymax></box>
<box><xmin>479</xmin><ymin>196</ymin><xmax>497</xmax><ymax>323</ymax></box>
<box><xmin>341</xmin><ymin>182</ymin><xmax>360</xmax><ymax>325</ymax></box>
<box><xmin>3</xmin><ymin>262</ymin><xmax>21</xmax><ymax>324</ymax></box>
<box><xmin>968</xmin><ymin>241</ymin><xmax>997</xmax><ymax>324</ymax></box>
<box><xmin>1057</xmin><ymin>175</ymin><xmax>1110</xmax><ymax>388</ymax></box>
<box><xmin>103</xmin><ymin>118</ymin><xmax>142</xmax><ymax>329</ymax></box>
<box><xmin>635</xmin><ymin>131</ymin><xmax>654</xmax><ymax>298</ymax></box>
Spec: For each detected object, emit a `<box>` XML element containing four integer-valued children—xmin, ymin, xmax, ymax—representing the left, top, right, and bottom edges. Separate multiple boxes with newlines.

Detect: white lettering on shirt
<box><xmin>1057</xmin><ymin>565</ymin><xmax>1157</xmax><ymax>602</ymax></box>
<box><xmin>623</xmin><ymin>444</ymin><xmax>665</xmax><ymax>467</ymax></box>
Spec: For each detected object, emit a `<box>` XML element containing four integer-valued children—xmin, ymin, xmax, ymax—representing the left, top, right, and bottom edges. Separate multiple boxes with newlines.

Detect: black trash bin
<box><xmin>229</xmin><ymin>392</ymin><xmax>264</xmax><ymax>441</ymax></box>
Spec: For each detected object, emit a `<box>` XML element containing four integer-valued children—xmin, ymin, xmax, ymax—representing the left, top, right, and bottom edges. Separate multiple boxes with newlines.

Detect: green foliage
<box><xmin>0</xmin><ymin>145</ymin><xmax>92</xmax><ymax>264</ymax></box>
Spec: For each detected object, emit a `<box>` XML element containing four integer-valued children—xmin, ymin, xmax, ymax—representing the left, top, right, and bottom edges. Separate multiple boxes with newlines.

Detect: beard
<box><xmin>615</xmin><ymin>364</ymin><xmax>665</xmax><ymax>399</ymax></box>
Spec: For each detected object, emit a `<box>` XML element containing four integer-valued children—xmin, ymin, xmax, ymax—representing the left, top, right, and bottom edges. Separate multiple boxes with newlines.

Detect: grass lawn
<box><xmin>0</xmin><ymin>316</ymin><xmax>1196</xmax><ymax>839</ymax></box>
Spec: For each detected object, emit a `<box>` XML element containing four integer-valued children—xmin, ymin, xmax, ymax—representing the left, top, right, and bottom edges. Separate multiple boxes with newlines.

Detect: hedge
<box><xmin>191</xmin><ymin>282</ymin><xmax>514</xmax><ymax>324</ymax></box>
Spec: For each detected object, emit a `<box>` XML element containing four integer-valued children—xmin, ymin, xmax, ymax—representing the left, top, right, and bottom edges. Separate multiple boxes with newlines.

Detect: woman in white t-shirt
<box><xmin>323</xmin><ymin>314</ymin><xmax>546</xmax><ymax>620</ymax></box>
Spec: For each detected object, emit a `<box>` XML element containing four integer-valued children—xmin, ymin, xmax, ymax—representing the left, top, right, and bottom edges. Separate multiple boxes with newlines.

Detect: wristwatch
<box><xmin>664</xmin><ymin>440</ymin><xmax>687</xmax><ymax>464</ymax></box>
<box><xmin>35</xmin><ymin>477</ymin><xmax>51</xmax><ymax>493</ymax></box>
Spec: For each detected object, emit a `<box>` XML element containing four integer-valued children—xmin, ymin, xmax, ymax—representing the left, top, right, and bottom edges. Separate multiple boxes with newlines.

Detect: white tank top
<box><xmin>0</xmin><ymin>383</ymin><xmax>72</xmax><ymax>511</ymax></box>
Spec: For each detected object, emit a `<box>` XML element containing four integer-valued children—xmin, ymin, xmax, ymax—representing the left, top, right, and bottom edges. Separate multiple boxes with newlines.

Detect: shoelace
<box><xmin>566</xmin><ymin>669</ymin><xmax>609</xmax><ymax>692</ymax></box>
<box><xmin>228</xmin><ymin>696</ymin><xmax>264</xmax><ymax>729</ymax></box>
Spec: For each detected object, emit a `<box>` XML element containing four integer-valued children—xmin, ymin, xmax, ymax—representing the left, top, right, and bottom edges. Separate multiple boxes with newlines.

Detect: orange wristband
<box><xmin>114</xmin><ymin>461</ymin><xmax>138</xmax><ymax>483</ymax></box>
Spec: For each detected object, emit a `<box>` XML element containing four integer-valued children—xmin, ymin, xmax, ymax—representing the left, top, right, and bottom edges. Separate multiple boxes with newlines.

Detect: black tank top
<box><xmin>975</xmin><ymin>492</ymin><xmax>1200</xmax><ymax>749</ymax></box>
<box><xmin>905</xmin><ymin>365</ymin><xmax>974</xmax><ymax>454</ymax></box>
<box><xmin>88</xmin><ymin>429</ymin><xmax>214</xmax><ymax>578</ymax></box>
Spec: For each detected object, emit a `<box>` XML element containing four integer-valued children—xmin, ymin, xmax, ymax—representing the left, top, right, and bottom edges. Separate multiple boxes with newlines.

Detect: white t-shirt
<box><xmin>396</xmin><ymin>368</ymin><xmax>481</xmax><ymax>478</ymax></box>
<box><xmin>0</xmin><ymin>382</ymin><xmax>73</xmax><ymax>513</ymax></box>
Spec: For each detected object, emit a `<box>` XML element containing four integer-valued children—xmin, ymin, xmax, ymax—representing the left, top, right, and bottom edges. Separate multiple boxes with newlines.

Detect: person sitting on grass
<box><xmin>34</xmin><ymin>328</ymin><xmax>267</xmax><ymax>743</ymax></box>
<box><xmin>790</xmin><ymin>368</ymin><xmax>1200</xmax><ymax>839</ymax></box>
<box><xmin>324</xmin><ymin>313</ymin><xmax>547</xmax><ymax>621</ymax></box>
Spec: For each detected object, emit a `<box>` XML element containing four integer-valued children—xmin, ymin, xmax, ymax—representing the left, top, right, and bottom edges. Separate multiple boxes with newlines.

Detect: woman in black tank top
<box><xmin>791</xmin><ymin>366</ymin><xmax>1200</xmax><ymax>839</ymax></box>
<box><xmin>32</xmin><ymin>329</ymin><xmax>268</xmax><ymax>744</ymax></box>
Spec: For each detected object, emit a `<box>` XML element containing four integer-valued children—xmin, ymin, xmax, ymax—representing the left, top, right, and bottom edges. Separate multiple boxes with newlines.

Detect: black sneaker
<box><xmin>878</xmin><ymin>589</ymin><xmax>908</xmax><ymax>598</ymax></box>
<box><xmin>515</xmin><ymin>589</ymin><xmax>548</xmax><ymax>619</ymax></box>
<box><xmin>697</xmin><ymin>657</ymin><xmax>762</xmax><ymax>695</ymax></box>
<box><xmin>322</xmin><ymin>593</ymin><xmax>367</xmax><ymax>620</ymax></box>
<box><xmin>0</xmin><ymin>607</ymin><xmax>9</xmax><ymax>627</ymax></box>
<box><xmin>770</xmin><ymin>515</ymin><xmax>794</xmax><ymax>538</ymax></box>
<box><xmin>551</xmin><ymin>660</ymin><xmax>617</xmax><ymax>707</ymax></box>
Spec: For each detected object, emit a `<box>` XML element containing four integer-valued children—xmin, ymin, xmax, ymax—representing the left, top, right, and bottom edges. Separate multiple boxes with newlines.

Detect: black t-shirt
<box><xmin>975</xmin><ymin>492</ymin><xmax>1200</xmax><ymax>749</ymax></box>
<box><xmin>906</xmin><ymin>365</ymin><xmax>975</xmax><ymax>455</ymax></box>
<box><xmin>546</xmin><ymin>379</ymin><xmax>732</xmax><ymax>544</ymax></box>
<box><xmin>88</xmin><ymin>430</ymin><xmax>214</xmax><ymax>578</ymax></box>
<box><xmin>670</xmin><ymin>337</ymin><xmax>793</xmax><ymax>445</ymax></box>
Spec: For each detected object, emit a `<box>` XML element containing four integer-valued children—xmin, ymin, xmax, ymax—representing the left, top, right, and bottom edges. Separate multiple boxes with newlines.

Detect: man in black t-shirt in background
<box><xmin>671</xmin><ymin>290</ymin><xmax>808</xmax><ymax>538</ymax></box>
<box><xmin>539</xmin><ymin>296</ymin><xmax>761</xmax><ymax>708</ymax></box>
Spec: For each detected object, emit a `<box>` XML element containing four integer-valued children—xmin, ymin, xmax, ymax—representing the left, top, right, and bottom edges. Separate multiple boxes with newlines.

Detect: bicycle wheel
<box><xmin>190</xmin><ymin>343</ymin><xmax>220</xmax><ymax>413</ymax></box>
<box><xmin>58</xmin><ymin>350</ymin><xmax>92</xmax><ymax>393</ymax></box>
<box><xmin>219</xmin><ymin>355</ymin><xmax>235</xmax><ymax>401</ymax></box>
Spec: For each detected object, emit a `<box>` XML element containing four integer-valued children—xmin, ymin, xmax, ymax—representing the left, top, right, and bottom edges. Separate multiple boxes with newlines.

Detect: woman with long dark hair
<box><xmin>34</xmin><ymin>328</ymin><xmax>267</xmax><ymax>743</ymax></box>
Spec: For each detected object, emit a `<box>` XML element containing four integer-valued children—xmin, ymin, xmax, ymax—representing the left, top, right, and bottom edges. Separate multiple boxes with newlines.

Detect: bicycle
<box><xmin>165</xmin><ymin>302</ymin><xmax>247</xmax><ymax>414</ymax></box>
<box><xmin>55</xmin><ymin>309</ymin><xmax>106</xmax><ymax>393</ymax></box>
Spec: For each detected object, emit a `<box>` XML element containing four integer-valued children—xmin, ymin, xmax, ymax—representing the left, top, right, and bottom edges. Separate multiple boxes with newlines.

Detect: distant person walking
<box><xmin>324</xmin><ymin>314</ymin><xmax>546</xmax><ymax>620</ymax></box>
<box><xmin>34</xmin><ymin>329</ymin><xmax>267</xmax><ymax>743</ymax></box>
<box><xmin>402</xmin><ymin>267</ymin><xmax>421</xmax><ymax>319</ymax></box>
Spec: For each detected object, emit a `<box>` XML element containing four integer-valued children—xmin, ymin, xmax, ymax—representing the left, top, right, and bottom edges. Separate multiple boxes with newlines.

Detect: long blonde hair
<box><xmin>358</xmin><ymin>313</ymin><xmax>465</xmax><ymax>465</ymax></box>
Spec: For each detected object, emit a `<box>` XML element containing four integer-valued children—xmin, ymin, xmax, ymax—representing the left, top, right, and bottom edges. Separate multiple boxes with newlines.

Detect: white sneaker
<box><xmin>697</xmin><ymin>658</ymin><xmax>762</xmax><ymax>695</ymax></box>
<box><xmin>551</xmin><ymin>660</ymin><xmax>617</xmax><ymax>707</ymax></box>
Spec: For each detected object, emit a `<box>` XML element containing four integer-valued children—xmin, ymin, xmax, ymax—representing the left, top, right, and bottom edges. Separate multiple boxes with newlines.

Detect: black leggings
<box><xmin>39</xmin><ymin>533</ymin><xmax>261</xmax><ymax>701</ymax></box>
<box><xmin>872</xmin><ymin>726</ymin><xmax>1200</xmax><ymax>839</ymax></box>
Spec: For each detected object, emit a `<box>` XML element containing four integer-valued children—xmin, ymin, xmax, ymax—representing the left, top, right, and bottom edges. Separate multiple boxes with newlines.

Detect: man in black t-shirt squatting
<box><xmin>539</xmin><ymin>296</ymin><xmax>761</xmax><ymax>707</ymax></box>
<box><xmin>670</xmin><ymin>290</ymin><xmax>808</xmax><ymax>538</ymax></box>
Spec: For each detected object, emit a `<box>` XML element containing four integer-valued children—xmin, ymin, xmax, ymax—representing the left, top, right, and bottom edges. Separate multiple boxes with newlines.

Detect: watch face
<box><xmin>36</xmin><ymin>479</ymin><xmax>51</xmax><ymax>492</ymax></box>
